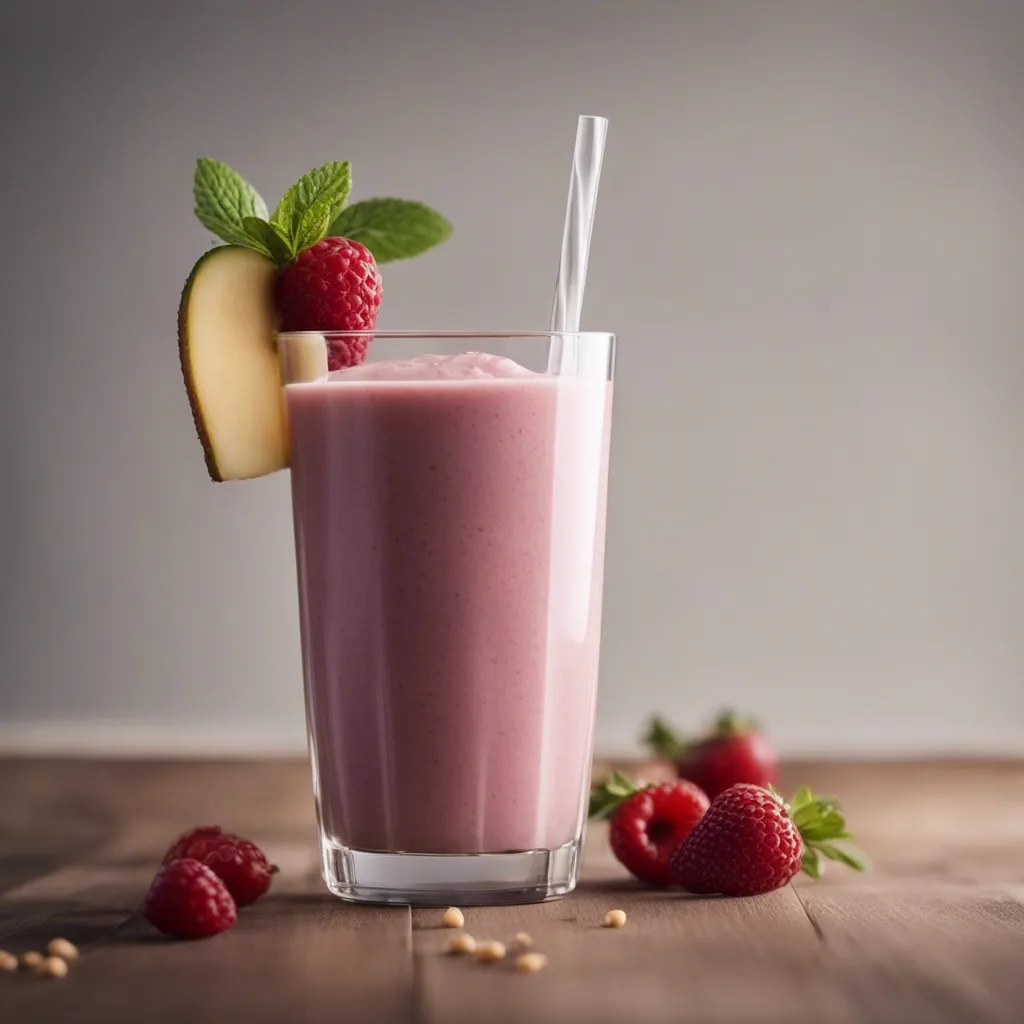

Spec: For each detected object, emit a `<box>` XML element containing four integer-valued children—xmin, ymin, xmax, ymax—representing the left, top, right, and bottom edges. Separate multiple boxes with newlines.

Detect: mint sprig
<box><xmin>193</xmin><ymin>159</ymin><xmax>269</xmax><ymax>247</ymax></box>
<box><xmin>291</xmin><ymin>200</ymin><xmax>332</xmax><ymax>256</ymax></box>
<box><xmin>192</xmin><ymin>158</ymin><xmax>451</xmax><ymax>268</ymax></box>
<box><xmin>270</xmin><ymin>160</ymin><xmax>352</xmax><ymax>257</ymax></box>
<box><xmin>241</xmin><ymin>217</ymin><xmax>292</xmax><ymax>264</ymax></box>
<box><xmin>328</xmin><ymin>198</ymin><xmax>453</xmax><ymax>263</ymax></box>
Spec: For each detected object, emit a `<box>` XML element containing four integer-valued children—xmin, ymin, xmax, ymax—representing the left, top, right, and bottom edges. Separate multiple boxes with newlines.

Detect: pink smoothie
<box><xmin>286</xmin><ymin>352</ymin><xmax>612</xmax><ymax>854</ymax></box>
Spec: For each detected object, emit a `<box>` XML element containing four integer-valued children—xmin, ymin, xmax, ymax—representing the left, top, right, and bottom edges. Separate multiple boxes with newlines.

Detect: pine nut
<box><xmin>474</xmin><ymin>940</ymin><xmax>506</xmax><ymax>963</ymax></box>
<box><xmin>46</xmin><ymin>938</ymin><xmax>79</xmax><ymax>960</ymax></box>
<box><xmin>0</xmin><ymin>951</ymin><xmax>17</xmax><ymax>972</ymax></box>
<box><xmin>603</xmin><ymin>909</ymin><xmax>627</xmax><ymax>928</ymax></box>
<box><xmin>442</xmin><ymin>907</ymin><xmax>464</xmax><ymax>929</ymax></box>
<box><xmin>446</xmin><ymin>933</ymin><xmax>477</xmax><ymax>955</ymax></box>
<box><xmin>41</xmin><ymin>957</ymin><xmax>68</xmax><ymax>978</ymax></box>
<box><xmin>20</xmin><ymin>952</ymin><xmax>44</xmax><ymax>970</ymax></box>
<box><xmin>515</xmin><ymin>952</ymin><xmax>549</xmax><ymax>973</ymax></box>
<box><xmin>512</xmin><ymin>931</ymin><xmax>533</xmax><ymax>950</ymax></box>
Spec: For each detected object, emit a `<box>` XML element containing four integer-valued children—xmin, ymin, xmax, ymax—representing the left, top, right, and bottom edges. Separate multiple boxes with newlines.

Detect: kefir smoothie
<box><xmin>286</xmin><ymin>351</ymin><xmax>613</xmax><ymax>860</ymax></box>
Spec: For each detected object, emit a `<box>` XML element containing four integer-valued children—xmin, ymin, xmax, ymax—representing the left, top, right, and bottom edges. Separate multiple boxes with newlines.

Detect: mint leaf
<box><xmin>293</xmin><ymin>199</ymin><xmax>333</xmax><ymax>256</ymax></box>
<box><xmin>241</xmin><ymin>217</ymin><xmax>292</xmax><ymax>265</ymax></box>
<box><xmin>193</xmin><ymin>158</ymin><xmax>268</xmax><ymax>246</ymax></box>
<box><xmin>327</xmin><ymin>198</ymin><xmax>452</xmax><ymax>263</ymax></box>
<box><xmin>271</xmin><ymin>161</ymin><xmax>351</xmax><ymax>253</ymax></box>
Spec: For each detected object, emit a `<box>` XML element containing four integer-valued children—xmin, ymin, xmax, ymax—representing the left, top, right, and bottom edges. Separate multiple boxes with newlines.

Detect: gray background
<box><xmin>2</xmin><ymin>0</ymin><xmax>1022</xmax><ymax>756</ymax></box>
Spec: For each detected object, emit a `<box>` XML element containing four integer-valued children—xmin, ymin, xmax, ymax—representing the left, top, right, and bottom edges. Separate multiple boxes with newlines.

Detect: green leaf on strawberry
<box><xmin>644</xmin><ymin>710</ymin><xmax>779</xmax><ymax>798</ymax></box>
<box><xmin>588</xmin><ymin>771</ymin><xmax>653</xmax><ymax>820</ymax></box>
<box><xmin>328</xmin><ymin>198</ymin><xmax>453</xmax><ymax>263</ymax></box>
<box><xmin>644</xmin><ymin>715</ymin><xmax>689</xmax><ymax>760</ymax></box>
<box><xmin>669</xmin><ymin>783</ymin><xmax>867</xmax><ymax>896</ymax></box>
<box><xmin>710</xmin><ymin>708</ymin><xmax>760</xmax><ymax>736</ymax></box>
<box><xmin>780</xmin><ymin>786</ymin><xmax>868</xmax><ymax>878</ymax></box>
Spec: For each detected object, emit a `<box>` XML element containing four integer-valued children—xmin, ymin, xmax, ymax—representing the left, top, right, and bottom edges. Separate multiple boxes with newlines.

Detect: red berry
<box><xmin>677</xmin><ymin>728</ymin><xmax>778</xmax><ymax>800</ymax></box>
<box><xmin>163</xmin><ymin>825</ymin><xmax>224</xmax><ymax>865</ymax></box>
<box><xmin>275</xmin><ymin>236</ymin><xmax>383</xmax><ymax>371</ymax></box>
<box><xmin>202</xmin><ymin>837</ymin><xmax>275</xmax><ymax>906</ymax></box>
<box><xmin>670</xmin><ymin>784</ymin><xmax>867</xmax><ymax>896</ymax></box>
<box><xmin>143</xmin><ymin>859</ymin><xmax>237</xmax><ymax>939</ymax></box>
<box><xmin>669</xmin><ymin>784</ymin><xmax>803</xmax><ymax>896</ymax></box>
<box><xmin>607</xmin><ymin>781</ymin><xmax>710</xmax><ymax>887</ymax></box>
<box><xmin>647</xmin><ymin>711</ymin><xmax>779</xmax><ymax>799</ymax></box>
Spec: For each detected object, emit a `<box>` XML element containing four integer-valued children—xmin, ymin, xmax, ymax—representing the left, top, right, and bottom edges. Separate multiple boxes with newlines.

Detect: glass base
<box><xmin>320</xmin><ymin>838</ymin><xmax>581</xmax><ymax>906</ymax></box>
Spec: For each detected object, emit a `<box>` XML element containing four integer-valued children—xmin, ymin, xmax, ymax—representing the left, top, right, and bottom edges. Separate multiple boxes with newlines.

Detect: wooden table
<box><xmin>1</xmin><ymin>758</ymin><xmax>1022</xmax><ymax>1023</ymax></box>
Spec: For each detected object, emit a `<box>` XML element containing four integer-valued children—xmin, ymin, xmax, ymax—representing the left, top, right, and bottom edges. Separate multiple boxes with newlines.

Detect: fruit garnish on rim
<box><xmin>645</xmin><ymin>708</ymin><xmax>779</xmax><ymax>799</ymax></box>
<box><xmin>179</xmin><ymin>157</ymin><xmax>451</xmax><ymax>482</ymax></box>
<box><xmin>669</xmin><ymin>783</ymin><xmax>868</xmax><ymax>897</ymax></box>
<box><xmin>589</xmin><ymin>771</ymin><xmax>709</xmax><ymax>888</ymax></box>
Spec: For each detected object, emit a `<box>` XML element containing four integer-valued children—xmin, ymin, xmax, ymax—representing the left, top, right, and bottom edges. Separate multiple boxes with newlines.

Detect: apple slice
<box><xmin>178</xmin><ymin>246</ymin><xmax>288</xmax><ymax>481</ymax></box>
<box><xmin>279</xmin><ymin>331</ymin><xmax>329</xmax><ymax>384</ymax></box>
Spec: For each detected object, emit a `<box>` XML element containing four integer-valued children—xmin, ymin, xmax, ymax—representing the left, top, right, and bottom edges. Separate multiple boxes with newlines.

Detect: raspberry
<box><xmin>162</xmin><ymin>825</ymin><xmax>224</xmax><ymax>865</ymax></box>
<box><xmin>275</xmin><ymin>236</ymin><xmax>383</xmax><ymax>371</ymax></box>
<box><xmin>608</xmin><ymin>781</ymin><xmax>710</xmax><ymax>887</ymax></box>
<box><xmin>202</xmin><ymin>836</ymin><xmax>276</xmax><ymax>906</ymax></box>
<box><xmin>143</xmin><ymin>859</ymin><xmax>237</xmax><ymax>939</ymax></box>
<box><xmin>669</xmin><ymin>784</ymin><xmax>867</xmax><ymax>896</ymax></box>
<box><xmin>590</xmin><ymin>773</ymin><xmax>709</xmax><ymax>888</ymax></box>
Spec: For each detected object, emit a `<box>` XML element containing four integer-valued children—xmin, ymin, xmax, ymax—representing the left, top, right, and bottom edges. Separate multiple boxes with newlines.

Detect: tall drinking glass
<box><xmin>279</xmin><ymin>331</ymin><xmax>615</xmax><ymax>905</ymax></box>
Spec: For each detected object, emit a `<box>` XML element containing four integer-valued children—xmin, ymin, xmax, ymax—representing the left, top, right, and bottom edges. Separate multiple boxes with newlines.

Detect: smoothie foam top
<box><xmin>329</xmin><ymin>352</ymin><xmax>537</xmax><ymax>382</ymax></box>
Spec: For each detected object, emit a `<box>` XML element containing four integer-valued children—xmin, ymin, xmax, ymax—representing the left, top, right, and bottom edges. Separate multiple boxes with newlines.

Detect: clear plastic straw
<box><xmin>550</xmin><ymin>115</ymin><xmax>608</xmax><ymax>336</ymax></box>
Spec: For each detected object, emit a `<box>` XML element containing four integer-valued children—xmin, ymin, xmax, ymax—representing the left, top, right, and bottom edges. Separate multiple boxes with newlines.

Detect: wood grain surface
<box><xmin>0</xmin><ymin>758</ymin><xmax>1021</xmax><ymax>1023</ymax></box>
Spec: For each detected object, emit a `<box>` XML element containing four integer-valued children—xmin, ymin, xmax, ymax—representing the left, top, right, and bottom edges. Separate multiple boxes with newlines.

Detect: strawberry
<box><xmin>589</xmin><ymin>772</ymin><xmax>710</xmax><ymax>887</ymax></box>
<box><xmin>669</xmin><ymin>783</ymin><xmax>866</xmax><ymax>896</ymax></box>
<box><xmin>645</xmin><ymin>710</ymin><xmax>779</xmax><ymax>799</ymax></box>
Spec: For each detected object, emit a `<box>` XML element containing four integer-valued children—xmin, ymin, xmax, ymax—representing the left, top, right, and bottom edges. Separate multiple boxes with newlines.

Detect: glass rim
<box><xmin>277</xmin><ymin>329</ymin><xmax>615</xmax><ymax>341</ymax></box>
